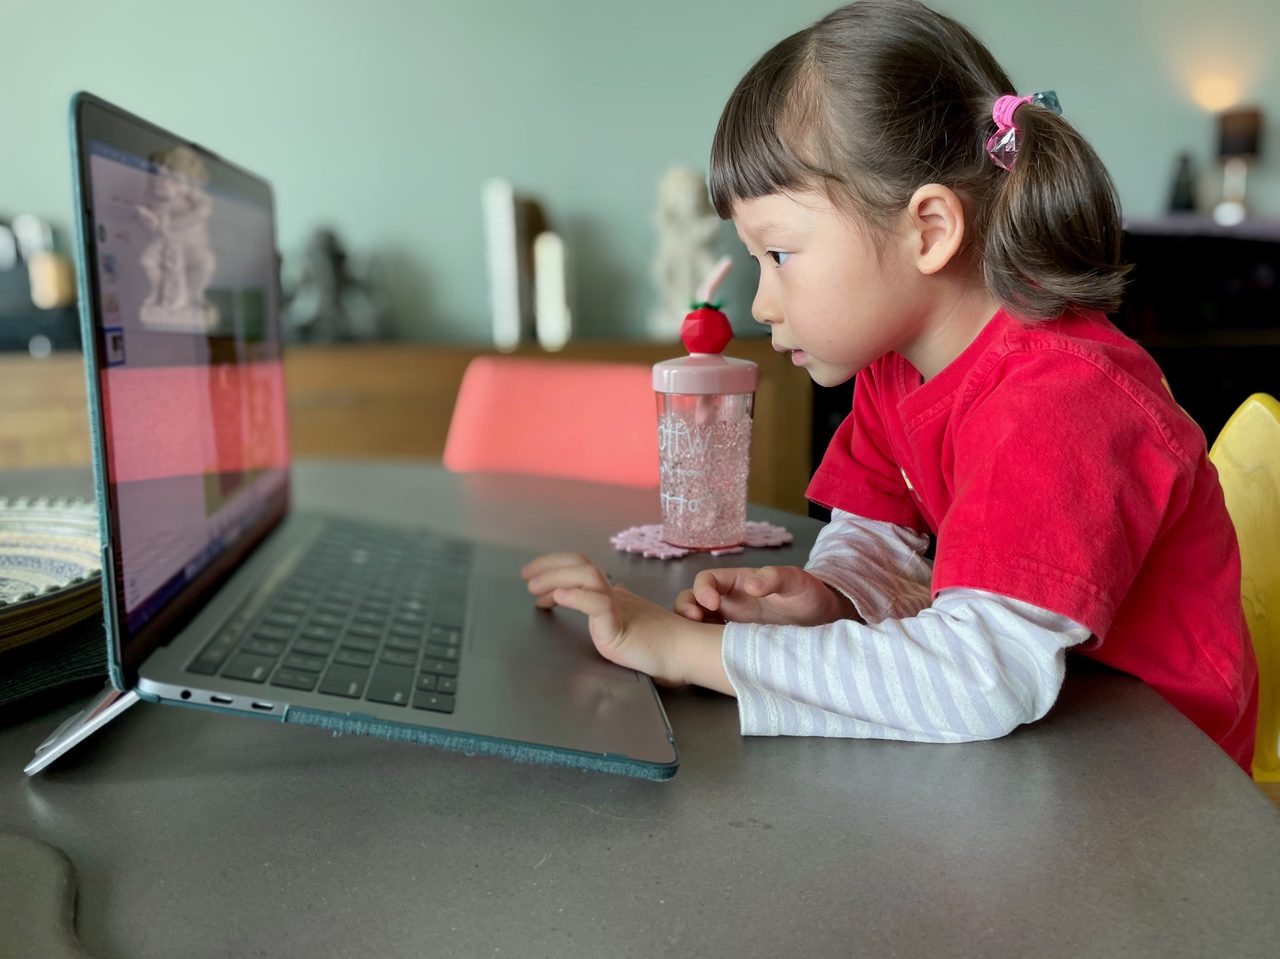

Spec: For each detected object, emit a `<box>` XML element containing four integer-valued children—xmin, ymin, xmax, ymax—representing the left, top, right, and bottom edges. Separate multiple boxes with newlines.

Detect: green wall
<box><xmin>1</xmin><ymin>0</ymin><xmax>1276</xmax><ymax>341</ymax></box>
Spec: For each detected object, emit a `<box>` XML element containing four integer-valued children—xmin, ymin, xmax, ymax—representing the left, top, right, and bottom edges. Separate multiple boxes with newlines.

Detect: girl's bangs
<box><xmin>709</xmin><ymin>52</ymin><xmax>815</xmax><ymax>219</ymax></box>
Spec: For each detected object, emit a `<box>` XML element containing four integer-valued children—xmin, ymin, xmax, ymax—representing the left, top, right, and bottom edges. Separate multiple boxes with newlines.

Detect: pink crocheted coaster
<box><xmin>610</xmin><ymin>522</ymin><xmax>793</xmax><ymax>559</ymax></box>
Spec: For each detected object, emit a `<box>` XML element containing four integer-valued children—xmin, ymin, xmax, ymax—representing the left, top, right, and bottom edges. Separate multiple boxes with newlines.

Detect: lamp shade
<box><xmin>1218</xmin><ymin>107</ymin><xmax>1263</xmax><ymax>160</ymax></box>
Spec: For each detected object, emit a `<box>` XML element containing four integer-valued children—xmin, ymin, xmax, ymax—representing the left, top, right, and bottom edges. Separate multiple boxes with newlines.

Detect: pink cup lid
<box><xmin>652</xmin><ymin>304</ymin><xmax>758</xmax><ymax>395</ymax></box>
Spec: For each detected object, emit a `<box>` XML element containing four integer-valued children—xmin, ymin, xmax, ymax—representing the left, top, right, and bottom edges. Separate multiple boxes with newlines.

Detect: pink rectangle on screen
<box><xmin>102</xmin><ymin>361</ymin><xmax>289</xmax><ymax>482</ymax></box>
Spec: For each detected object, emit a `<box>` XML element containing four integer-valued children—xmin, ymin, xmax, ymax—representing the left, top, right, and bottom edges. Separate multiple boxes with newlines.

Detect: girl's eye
<box><xmin>767</xmin><ymin>251</ymin><xmax>790</xmax><ymax>266</ymax></box>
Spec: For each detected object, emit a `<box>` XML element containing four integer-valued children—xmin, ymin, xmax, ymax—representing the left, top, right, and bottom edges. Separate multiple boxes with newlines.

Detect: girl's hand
<box><xmin>673</xmin><ymin>565</ymin><xmax>855</xmax><ymax>627</ymax></box>
<box><xmin>521</xmin><ymin>553</ymin><xmax>730</xmax><ymax>693</ymax></box>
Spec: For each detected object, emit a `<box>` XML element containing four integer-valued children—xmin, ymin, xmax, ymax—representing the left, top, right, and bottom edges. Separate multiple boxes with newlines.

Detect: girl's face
<box><xmin>733</xmin><ymin>190</ymin><xmax>923</xmax><ymax>388</ymax></box>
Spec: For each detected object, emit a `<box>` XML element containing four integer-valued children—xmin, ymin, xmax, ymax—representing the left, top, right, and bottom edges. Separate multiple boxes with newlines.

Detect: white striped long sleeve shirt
<box><xmin>720</xmin><ymin>509</ymin><xmax>1093</xmax><ymax>742</ymax></box>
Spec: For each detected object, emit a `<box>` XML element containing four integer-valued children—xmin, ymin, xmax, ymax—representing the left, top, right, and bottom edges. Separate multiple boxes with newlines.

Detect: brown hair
<box><xmin>709</xmin><ymin>0</ymin><xmax>1129</xmax><ymax>319</ymax></box>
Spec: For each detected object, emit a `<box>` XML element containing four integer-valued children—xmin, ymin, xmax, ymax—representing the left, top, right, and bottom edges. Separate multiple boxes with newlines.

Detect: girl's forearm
<box><xmin>674</xmin><ymin>621</ymin><xmax>735</xmax><ymax>696</ymax></box>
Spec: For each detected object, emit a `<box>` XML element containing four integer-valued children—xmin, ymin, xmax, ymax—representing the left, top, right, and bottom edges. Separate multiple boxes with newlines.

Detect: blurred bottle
<box><xmin>1169</xmin><ymin>152</ymin><xmax>1197</xmax><ymax>214</ymax></box>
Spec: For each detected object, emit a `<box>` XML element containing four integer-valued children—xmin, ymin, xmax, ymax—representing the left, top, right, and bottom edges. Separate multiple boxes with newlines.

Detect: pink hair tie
<box><xmin>986</xmin><ymin>90</ymin><xmax>1061</xmax><ymax>172</ymax></box>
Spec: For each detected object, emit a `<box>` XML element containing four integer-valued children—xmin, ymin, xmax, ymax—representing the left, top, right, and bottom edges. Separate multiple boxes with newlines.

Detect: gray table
<box><xmin>2</xmin><ymin>461</ymin><xmax>1278</xmax><ymax>959</ymax></box>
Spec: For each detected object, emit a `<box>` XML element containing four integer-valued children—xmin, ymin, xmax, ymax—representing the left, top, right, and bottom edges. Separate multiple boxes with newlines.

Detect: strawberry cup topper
<box><xmin>682</xmin><ymin>255</ymin><xmax>735</xmax><ymax>354</ymax></box>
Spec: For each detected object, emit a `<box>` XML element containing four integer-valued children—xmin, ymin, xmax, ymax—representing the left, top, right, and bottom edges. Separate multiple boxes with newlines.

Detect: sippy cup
<box><xmin>652</xmin><ymin>297</ymin><xmax>758</xmax><ymax>549</ymax></box>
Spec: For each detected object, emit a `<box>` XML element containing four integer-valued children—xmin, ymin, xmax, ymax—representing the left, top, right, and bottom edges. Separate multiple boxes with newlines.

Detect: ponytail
<box><xmin>981</xmin><ymin>103</ymin><xmax>1131</xmax><ymax>319</ymax></box>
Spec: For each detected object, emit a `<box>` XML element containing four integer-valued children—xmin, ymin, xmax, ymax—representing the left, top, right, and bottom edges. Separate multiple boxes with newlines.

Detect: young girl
<box><xmin>522</xmin><ymin>0</ymin><xmax>1258</xmax><ymax>771</ymax></box>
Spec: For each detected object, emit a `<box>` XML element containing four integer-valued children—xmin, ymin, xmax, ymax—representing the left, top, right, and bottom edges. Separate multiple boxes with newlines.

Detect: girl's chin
<box><xmin>806</xmin><ymin>362</ymin><xmax>859</xmax><ymax>389</ymax></box>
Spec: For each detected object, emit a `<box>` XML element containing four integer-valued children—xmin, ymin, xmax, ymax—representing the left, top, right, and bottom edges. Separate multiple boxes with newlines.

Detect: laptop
<box><xmin>25</xmin><ymin>93</ymin><xmax>677</xmax><ymax>780</ymax></box>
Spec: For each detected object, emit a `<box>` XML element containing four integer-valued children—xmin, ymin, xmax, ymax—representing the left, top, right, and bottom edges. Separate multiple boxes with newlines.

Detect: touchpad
<box><xmin>466</xmin><ymin>573</ymin><xmax>636</xmax><ymax>681</ymax></box>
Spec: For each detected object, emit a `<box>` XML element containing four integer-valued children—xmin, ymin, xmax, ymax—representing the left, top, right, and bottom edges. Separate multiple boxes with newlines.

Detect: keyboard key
<box><xmin>301</xmin><ymin>625</ymin><xmax>339</xmax><ymax>641</ymax></box>
<box><xmin>294</xmin><ymin>638</ymin><xmax>333</xmax><ymax>657</ymax></box>
<box><xmin>347</xmin><ymin>622</ymin><xmax>383</xmax><ymax>639</ymax></box>
<box><xmin>380</xmin><ymin>649</ymin><xmax>418</xmax><ymax>667</ymax></box>
<box><xmin>319</xmin><ymin>665</ymin><xmax>370</xmax><ymax>699</ymax></box>
<box><xmin>423</xmin><ymin>643</ymin><xmax>459</xmax><ymax>662</ymax></box>
<box><xmin>222</xmin><ymin>653</ymin><xmax>276</xmax><ymax>683</ymax></box>
<box><xmin>338</xmin><ymin>636</ymin><xmax>378</xmax><ymax>653</ymax></box>
<box><xmin>385</xmin><ymin>636</ymin><xmax>421</xmax><ymax>653</ymax></box>
<box><xmin>421</xmin><ymin>659</ymin><xmax>458</xmax><ymax>678</ymax></box>
<box><xmin>415</xmin><ymin>673</ymin><xmax>437</xmax><ymax>691</ymax></box>
<box><xmin>334</xmin><ymin>648</ymin><xmax>374</xmax><ymax>668</ymax></box>
<box><xmin>271</xmin><ymin>668</ymin><xmax>319</xmax><ymax>691</ymax></box>
<box><xmin>283</xmin><ymin>652</ymin><xmax>327</xmax><ymax>672</ymax></box>
<box><xmin>253</xmin><ymin>624</ymin><xmax>294</xmax><ymax>642</ymax></box>
<box><xmin>365</xmin><ymin>665</ymin><xmax>414</xmax><ymax>706</ymax></box>
<box><xmin>436</xmin><ymin>676</ymin><xmax>457</xmax><ymax>695</ymax></box>
<box><xmin>188</xmin><ymin>632</ymin><xmax>239</xmax><ymax>674</ymax></box>
<box><xmin>412</xmin><ymin>690</ymin><xmax>455</xmax><ymax>714</ymax></box>
<box><xmin>428</xmin><ymin>626</ymin><xmax>461</xmax><ymax>646</ymax></box>
<box><xmin>242</xmin><ymin>637</ymin><xmax>287</xmax><ymax>657</ymax></box>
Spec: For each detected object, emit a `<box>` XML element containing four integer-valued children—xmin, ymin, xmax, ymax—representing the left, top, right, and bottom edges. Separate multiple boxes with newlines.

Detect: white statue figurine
<box><xmin>137</xmin><ymin>145</ymin><xmax>218</xmax><ymax>333</ymax></box>
<box><xmin>649</xmin><ymin>166</ymin><xmax>719</xmax><ymax>339</ymax></box>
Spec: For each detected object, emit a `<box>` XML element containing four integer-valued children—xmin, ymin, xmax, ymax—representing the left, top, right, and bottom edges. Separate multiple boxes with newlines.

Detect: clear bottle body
<box><xmin>655</xmin><ymin>391</ymin><xmax>754</xmax><ymax>549</ymax></box>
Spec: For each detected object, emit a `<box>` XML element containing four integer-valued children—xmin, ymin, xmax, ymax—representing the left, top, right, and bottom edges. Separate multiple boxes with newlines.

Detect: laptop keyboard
<box><xmin>185</xmin><ymin>521</ymin><xmax>470</xmax><ymax>714</ymax></box>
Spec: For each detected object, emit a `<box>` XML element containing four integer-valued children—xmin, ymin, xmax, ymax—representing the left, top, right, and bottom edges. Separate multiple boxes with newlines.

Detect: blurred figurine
<box><xmin>650</xmin><ymin>166</ymin><xmax>719</xmax><ymax>340</ymax></box>
<box><xmin>282</xmin><ymin>228</ymin><xmax>385</xmax><ymax>342</ymax></box>
<box><xmin>137</xmin><ymin>146</ymin><xmax>218</xmax><ymax>332</ymax></box>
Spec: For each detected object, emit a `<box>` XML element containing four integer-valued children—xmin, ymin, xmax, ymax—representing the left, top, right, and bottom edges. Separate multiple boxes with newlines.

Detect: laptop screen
<box><xmin>74</xmin><ymin>96</ymin><xmax>290</xmax><ymax>674</ymax></box>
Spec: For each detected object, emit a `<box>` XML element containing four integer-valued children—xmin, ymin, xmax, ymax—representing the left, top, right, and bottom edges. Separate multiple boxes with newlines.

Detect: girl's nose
<box><xmin>752</xmin><ymin>286</ymin><xmax>779</xmax><ymax>325</ymax></box>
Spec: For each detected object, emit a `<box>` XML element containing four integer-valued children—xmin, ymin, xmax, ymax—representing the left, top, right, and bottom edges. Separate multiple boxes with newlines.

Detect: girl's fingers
<box><xmin>552</xmin><ymin>586</ymin><xmax>613</xmax><ymax>616</ymax></box>
<box><xmin>745</xmin><ymin>566</ymin><xmax>784</xmax><ymax>596</ymax></box>
<box><xmin>526</xmin><ymin>563</ymin><xmax>611</xmax><ymax>597</ymax></box>
<box><xmin>673</xmin><ymin>589</ymin><xmax>705</xmax><ymax>621</ymax></box>
<box><xmin>746</xmin><ymin>566</ymin><xmax>808</xmax><ymax>598</ymax></box>
<box><xmin>691</xmin><ymin>568</ymin><xmax>743</xmax><ymax>610</ymax></box>
<box><xmin>520</xmin><ymin>552</ymin><xmax>593</xmax><ymax>580</ymax></box>
<box><xmin>552</xmin><ymin>587</ymin><xmax>620</xmax><ymax>642</ymax></box>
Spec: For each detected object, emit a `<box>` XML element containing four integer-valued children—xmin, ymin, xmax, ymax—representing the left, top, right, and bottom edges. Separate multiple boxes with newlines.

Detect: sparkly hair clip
<box><xmin>985</xmin><ymin>90</ymin><xmax>1061</xmax><ymax>172</ymax></box>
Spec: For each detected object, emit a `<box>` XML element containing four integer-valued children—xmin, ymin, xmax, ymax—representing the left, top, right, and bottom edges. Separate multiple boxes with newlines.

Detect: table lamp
<box><xmin>1213</xmin><ymin>106</ymin><xmax>1263</xmax><ymax>226</ymax></box>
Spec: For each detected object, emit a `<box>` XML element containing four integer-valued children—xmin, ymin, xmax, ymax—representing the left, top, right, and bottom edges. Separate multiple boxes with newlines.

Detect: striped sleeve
<box><xmin>804</xmin><ymin>509</ymin><xmax>934</xmax><ymax>623</ymax></box>
<box><xmin>721</xmin><ymin>589</ymin><xmax>1091</xmax><ymax>741</ymax></box>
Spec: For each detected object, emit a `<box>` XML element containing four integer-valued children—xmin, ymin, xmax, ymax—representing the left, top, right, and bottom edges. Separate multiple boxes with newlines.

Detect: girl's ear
<box><xmin>904</xmin><ymin>184</ymin><xmax>966</xmax><ymax>275</ymax></box>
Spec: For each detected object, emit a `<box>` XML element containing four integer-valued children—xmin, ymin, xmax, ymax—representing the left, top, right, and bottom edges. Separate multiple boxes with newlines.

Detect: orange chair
<box><xmin>443</xmin><ymin>356</ymin><xmax>660</xmax><ymax>488</ymax></box>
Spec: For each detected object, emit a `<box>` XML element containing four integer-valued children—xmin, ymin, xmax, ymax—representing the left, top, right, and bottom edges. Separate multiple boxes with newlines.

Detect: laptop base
<box><xmin>286</xmin><ymin>707</ymin><xmax>677</xmax><ymax>781</ymax></box>
<box><xmin>23</xmin><ymin>682</ymin><xmax>675</xmax><ymax>781</ymax></box>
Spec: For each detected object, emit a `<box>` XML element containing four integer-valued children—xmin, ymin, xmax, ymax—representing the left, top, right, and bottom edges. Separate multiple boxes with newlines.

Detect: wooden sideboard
<box><xmin>0</xmin><ymin>338</ymin><xmax>815</xmax><ymax>512</ymax></box>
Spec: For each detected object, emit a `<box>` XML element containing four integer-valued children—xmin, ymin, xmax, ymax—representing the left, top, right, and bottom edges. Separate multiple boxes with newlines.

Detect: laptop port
<box><xmin>210</xmin><ymin>695</ymin><xmax>234</xmax><ymax>705</ymax></box>
<box><xmin>251</xmin><ymin>702</ymin><xmax>274</xmax><ymax>712</ymax></box>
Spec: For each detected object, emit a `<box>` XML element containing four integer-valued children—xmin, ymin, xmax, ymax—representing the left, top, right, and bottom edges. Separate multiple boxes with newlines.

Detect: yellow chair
<box><xmin>1208</xmin><ymin>393</ymin><xmax>1280</xmax><ymax>782</ymax></box>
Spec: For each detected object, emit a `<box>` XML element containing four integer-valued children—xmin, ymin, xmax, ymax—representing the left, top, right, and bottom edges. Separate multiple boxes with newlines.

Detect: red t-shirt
<box><xmin>808</xmin><ymin>308</ymin><xmax>1257</xmax><ymax>770</ymax></box>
